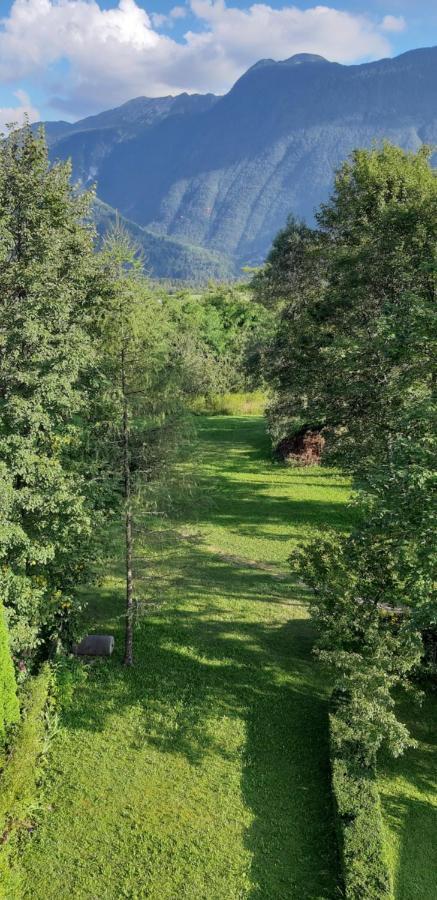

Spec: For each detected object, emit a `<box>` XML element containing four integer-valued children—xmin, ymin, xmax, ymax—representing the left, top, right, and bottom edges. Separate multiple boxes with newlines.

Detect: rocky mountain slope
<box><xmin>42</xmin><ymin>46</ymin><xmax>437</xmax><ymax>279</ymax></box>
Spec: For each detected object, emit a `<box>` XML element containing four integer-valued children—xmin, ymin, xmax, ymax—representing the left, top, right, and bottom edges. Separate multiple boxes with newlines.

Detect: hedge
<box><xmin>0</xmin><ymin>599</ymin><xmax>19</xmax><ymax>749</ymax></box>
<box><xmin>0</xmin><ymin>664</ymin><xmax>55</xmax><ymax>897</ymax></box>
<box><xmin>329</xmin><ymin>713</ymin><xmax>394</xmax><ymax>900</ymax></box>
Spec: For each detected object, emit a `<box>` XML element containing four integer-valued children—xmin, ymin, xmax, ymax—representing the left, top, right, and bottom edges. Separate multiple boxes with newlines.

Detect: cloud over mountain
<box><xmin>0</xmin><ymin>0</ymin><xmax>404</xmax><ymax>116</ymax></box>
<box><xmin>0</xmin><ymin>88</ymin><xmax>39</xmax><ymax>133</ymax></box>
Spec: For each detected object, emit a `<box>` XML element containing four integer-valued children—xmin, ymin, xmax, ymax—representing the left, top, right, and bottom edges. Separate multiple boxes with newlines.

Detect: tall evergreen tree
<box><xmin>92</xmin><ymin>228</ymin><xmax>196</xmax><ymax>665</ymax></box>
<box><xmin>0</xmin><ymin>126</ymin><xmax>98</xmax><ymax>665</ymax></box>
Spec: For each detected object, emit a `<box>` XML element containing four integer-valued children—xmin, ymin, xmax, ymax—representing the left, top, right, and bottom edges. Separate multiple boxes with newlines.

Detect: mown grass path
<box><xmin>20</xmin><ymin>417</ymin><xmax>354</xmax><ymax>899</ymax></box>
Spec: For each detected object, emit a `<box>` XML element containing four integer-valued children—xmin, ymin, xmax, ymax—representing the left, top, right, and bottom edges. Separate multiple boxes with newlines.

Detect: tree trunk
<box><xmin>122</xmin><ymin>348</ymin><xmax>134</xmax><ymax>666</ymax></box>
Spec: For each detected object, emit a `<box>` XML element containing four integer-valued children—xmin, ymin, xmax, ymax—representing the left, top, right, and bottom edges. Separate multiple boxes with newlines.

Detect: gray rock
<box><xmin>73</xmin><ymin>635</ymin><xmax>114</xmax><ymax>657</ymax></box>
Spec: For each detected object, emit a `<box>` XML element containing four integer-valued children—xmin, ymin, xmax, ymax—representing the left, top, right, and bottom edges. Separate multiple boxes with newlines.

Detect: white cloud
<box><xmin>0</xmin><ymin>1</ymin><xmax>399</xmax><ymax>117</ymax></box>
<box><xmin>171</xmin><ymin>6</ymin><xmax>188</xmax><ymax>19</ymax></box>
<box><xmin>151</xmin><ymin>5</ymin><xmax>187</xmax><ymax>29</ymax></box>
<box><xmin>381</xmin><ymin>14</ymin><xmax>406</xmax><ymax>33</ymax></box>
<box><xmin>186</xmin><ymin>2</ymin><xmax>391</xmax><ymax>71</ymax></box>
<box><xmin>0</xmin><ymin>89</ymin><xmax>40</xmax><ymax>133</ymax></box>
<box><xmin>150</xmin><ymin>11</ymin><xmax>171</xmax><ymax>27</ymax></box>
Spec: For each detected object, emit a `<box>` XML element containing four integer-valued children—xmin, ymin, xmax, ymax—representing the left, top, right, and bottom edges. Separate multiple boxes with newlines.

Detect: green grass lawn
<box><xmin>379</xmin><ymin>690</ymin><xmax>437</xmax><ymax>899</ymax></box>
<box><xmin>16</xmin><ymin>416</ymin><xmax>436</xmax><ymax>898</ymax></box>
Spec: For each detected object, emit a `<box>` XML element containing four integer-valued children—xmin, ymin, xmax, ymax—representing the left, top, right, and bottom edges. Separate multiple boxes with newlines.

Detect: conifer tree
<box><xmin>93</xmin><ymin>228</ymin><xmax>194</xmax><ymax>664</ymax></box>
<box><xmin>0</xmin><ymin>125</ymin><xmax>98</xmax><ymax>663</ymax></box>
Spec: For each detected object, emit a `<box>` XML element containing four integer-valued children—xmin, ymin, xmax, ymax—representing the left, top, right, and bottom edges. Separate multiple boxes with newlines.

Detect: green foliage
<box><xmin>90</xmin><ymin>227</ymin><xmax>216</xmax><ymax>661</ymax></box>
<box><xmin>0</xmin><ymin>599</ymin><xmax>19</xmax><ymax>750</ymax></box>
<box><xmin>93</xmin><ymin>199</ymin><xmax>235</xmax><ymax>283</ymax></box>
<box><xmin>163</xmin><ymin>281</ymin><xmax>275</xmax><ymax>393</ymax></box>
<box><xmin>294</xmin><ymin>535</ymin><xmax>423</xmax><ymax>762</ymax></box>
<box><xmin>330</xmin><ymin>713</ymin><xmax>393</xmax><ymax>900</ymax></box>
<box><xmin>0</xmin><ymin>125</ymin><xmax>101</xmax><ymax>665</ymax></box>
<box><xmin>260</xmin><ymin>145</ymin><xmax>437</xmax><ymax>463</ymax></box>
<box><xmin>0</xmin><ymin>124</ymin><xmax>271</xmax><ymax>666</ymax></box>
<box><xmin>0</xmin><ymin>664</ymin><xmax>55</xmax><ymax>897</ymax></box>
<box><xmin>93</xmin><ymin>227</ymin><xmax>200</xmax><ymax>512</ymax></box>
<box><xmin>261</xmin><ymin>143</ymin><xmax>437</xmax><ymax>890</ymax></box>
<box><xmin>264</xmin><ymin>141</ymin><xmax>436</xmax><ymax>745</ymax></box>
<box><xmin>251</xmin><ymin>216</ymin><xmax>322</xmax><ymax>309</ymax></box>
<box><xmin>251</xmin><ymin>217</ymin><xmax>326</xmax><ymax>445</ymax></box>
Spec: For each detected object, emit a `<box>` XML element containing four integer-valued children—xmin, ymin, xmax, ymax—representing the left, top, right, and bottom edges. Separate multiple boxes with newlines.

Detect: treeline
<box><xmin>1</xmin><ymin>127</ymin><xmax>435</xmax><ymax>896</ymax></box>
<box><xmin>254</xmin><ymin>143</ymin><xmax>436</xmax><ymax>897</ymax></box>
<box><xmin>0</xmin><ymin>125</ymin><xmax>271</xmax><ymax>879</ymax></box>
<box><xmin>0</xmin><ymin>125</ymin><xmax>270</xmax><ymax>679</ymax></box>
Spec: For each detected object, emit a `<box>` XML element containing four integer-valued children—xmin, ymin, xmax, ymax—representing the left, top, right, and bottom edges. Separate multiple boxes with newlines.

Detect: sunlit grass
<box><xmin>379</xmin><ymin>690</ymin><xmax>437</xmax><ymax>899</ymax></box>
<box><xmin>18</xmin><ymin>416</ymin><xmax>356</xmax><ymax>898</ymax></box>
<box><xmin>190</xmin><ymin>391</ymin><xmax>267</xmax><ymax>417</ymax></box>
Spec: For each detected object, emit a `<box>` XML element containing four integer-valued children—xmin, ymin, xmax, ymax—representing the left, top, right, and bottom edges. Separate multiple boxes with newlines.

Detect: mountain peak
<box><xmin>247</xmin><ymin>53</ymin><xmax>328</xmax><ymax>74</ymax></box>
<box><xmin>43</xmin><ymin>44</ymin><xmax>437</xmax><ymax>280</ymax></box>
<box><xmin>283</xmin><ymin>53</ymin><xmax>328</xmax><ymax>65</ymax></box>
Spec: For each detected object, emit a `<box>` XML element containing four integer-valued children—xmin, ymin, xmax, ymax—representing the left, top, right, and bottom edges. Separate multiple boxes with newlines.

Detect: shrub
<box><xmin>330</xmin><ymin>713</ymin><xmax>393</xmax><ymax>900</ymax></box>
<box><xmin>0</xmin><ymin>664</ymin><xmax>55</xmax><ymax>895</ymax></box>
<box><xmin>0</xmin><ymin>599</ymin><xmax>19</xmax><ymax>750</ymax></box>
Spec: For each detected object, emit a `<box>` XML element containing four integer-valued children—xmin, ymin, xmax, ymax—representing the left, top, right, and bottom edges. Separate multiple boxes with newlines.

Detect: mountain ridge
<box><xmin>42</xmin><ymin>45</ymin><xmax>437</xmax><ymax>279</ymax></box>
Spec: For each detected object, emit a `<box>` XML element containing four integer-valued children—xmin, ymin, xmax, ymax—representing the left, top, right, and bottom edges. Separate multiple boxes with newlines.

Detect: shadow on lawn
<box><xmin>70</xmin><ymin>570</ymin><xmax>339</xmax><ymax>897</ymax></box>
<box><xmin>67</xmin><ymin>416</ymin><xmax>342</xmax><ymax>896</ymax></box>
<box><xmin>183</xmin><ymin>467</ymin><xmax>352</xmax><ymax>536</ymax></box>
<box><xmin>188</xmin><ymin>417</ymin><xmax>353</xmax><ymax>537</ymax></box>
<box><xmin>380</xmin><ymin>691</ymin><xmax>437</xmax><ymax>899</ymax></box>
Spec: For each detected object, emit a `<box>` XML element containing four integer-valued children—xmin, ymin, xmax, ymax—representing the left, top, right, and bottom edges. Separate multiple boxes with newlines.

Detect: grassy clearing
<box><xmin>190</xmin><ymin>391</ymin><xmax>267</xmax><ymax>417</ymax></box>
<box><xmin>19</xmin><ymin>416</ymin><xmax>353</xmax><ymax>899</ymax></box>
<box><xmin>15</xmin><ymin>416</ymin><xmax>437</xmax><ymax>899</ymax></box>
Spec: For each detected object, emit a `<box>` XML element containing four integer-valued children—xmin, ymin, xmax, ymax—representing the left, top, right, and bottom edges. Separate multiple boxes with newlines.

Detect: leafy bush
<box><xmin>0</xmin><ymin>600</ymin><xmax>19</xmax><ymax>750</ymax></box>
<box><xmin>330</xmin><ymin>712</ymin><xmax>393</xmax><ymax>900</ymax></box>
<box><xmin>0</xmin><ymin>664</ymin><xmax>55</xmax><ymax>895</ymax></box>
<box><xmin>190</xmin><ymin>391</ymin><xmax>267</xmax><ymax>416</ymax></box>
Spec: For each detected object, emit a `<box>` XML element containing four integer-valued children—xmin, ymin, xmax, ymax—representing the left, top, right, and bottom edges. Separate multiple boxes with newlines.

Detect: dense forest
<box><xmin>0</xmin><ymin>127</ymin><xmax>436</xmax><ymax>898</ymax></box>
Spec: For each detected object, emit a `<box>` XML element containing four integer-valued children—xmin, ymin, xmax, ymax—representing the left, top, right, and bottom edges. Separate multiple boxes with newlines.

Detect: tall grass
<box><xmin>190</xmin><ymin>390</ymin><xmax>267</xmax><ymax>416</ymax></box>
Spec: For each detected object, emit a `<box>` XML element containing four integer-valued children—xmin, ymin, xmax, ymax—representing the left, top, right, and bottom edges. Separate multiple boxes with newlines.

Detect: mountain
<box><xmin>93</xmin><ymin>199</ymin><xmax>234</xmax><ymax>283</ymax></box>
<box><xmin>43</xmin><ymin>46</ymin><xmax>437</xmax><ymax>279</ymax></box>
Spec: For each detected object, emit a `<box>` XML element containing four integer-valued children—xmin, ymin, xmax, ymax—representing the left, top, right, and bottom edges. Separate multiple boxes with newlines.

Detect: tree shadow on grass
<box><xmin>196</xmin><ymin>416</ymin><xmax>272</xmax><ymax>461</ymax></box>
<box><xmin>383</xmin><ymin>794</ymin><xmax>437</xmax><ymax>900</ymax></box>
<box><xmin>241</xmin><ymin>618</ymin><xmax>340</xmax><ymax>900</ymax></box>
<box><xmin>64</xmin><ymin>417</ymin><xmax>343</xmax><ymax>896</ymax></box>
<box><xmin>185</xmin><ymin>475</ymin><xmax>353</xmax><ymax>534</ymax></box>
<box><xmin>380</xmin><ymin>691</ymin><xmax>437</xmax><ymax>900</ymax></box>
<box><xmin>67</xmin><ymin>576</ymin><xmax>339</xmax><ymax>898</ymax></box>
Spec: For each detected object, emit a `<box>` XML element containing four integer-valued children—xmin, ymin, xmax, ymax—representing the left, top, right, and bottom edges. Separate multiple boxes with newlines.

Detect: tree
<box><xmin>0</xmin><ymin>125</ymin><xmax>99</xmax><ymax>666</ymax></box>
<box><xmin>261</xmin><ymin>145</ymin><xmax>436</xmax><ymax>469</ymax></box>
<box><xmin>263</xmin><ymin>143</ymin><xmax>437</xmax><ymax>760</ymax></box>
<box><xmin>251</xmin><ymin>216</ymin><xmax>327</xmax><ymax>445</ymax></box>
<box><xmin>93</xmin><ymin>229</ymin><xmax>197</xmax><ymax>665</ymax></box>
<box><xmin>163</xmin><ymin>282</ymin><xmax>274</xmax><ymax>394</ymax></box>
<box><xmin>251</xmin><ymin>215</ymin><xmax>323</xmax><ymax>309</ymax></box>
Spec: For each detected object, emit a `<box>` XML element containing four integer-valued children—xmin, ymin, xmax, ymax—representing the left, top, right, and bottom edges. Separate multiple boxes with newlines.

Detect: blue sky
<box><xmin>0</xmin><ymin>0</ymin><xmax>435</xmax><ymax>127</ymax></box>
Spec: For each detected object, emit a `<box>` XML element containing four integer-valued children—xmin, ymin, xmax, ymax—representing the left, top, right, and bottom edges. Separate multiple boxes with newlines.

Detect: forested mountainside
<box><xmin>93</xmin><ymin>199</ymin><xmax>233</xmax><ymax>282</ymax></box>
<box><xmin>42</xmin><ymin>45</ymin><xmax>437</xmax><ymax>278</ymax></box>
